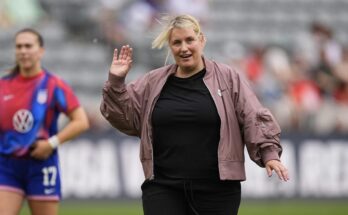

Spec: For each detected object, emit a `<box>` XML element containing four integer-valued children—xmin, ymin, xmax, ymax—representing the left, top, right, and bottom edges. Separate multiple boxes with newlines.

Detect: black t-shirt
<box><xmin>152</xmin><ymin>69</ymin><xmax>221</xmax><ymax>180</ymax></box>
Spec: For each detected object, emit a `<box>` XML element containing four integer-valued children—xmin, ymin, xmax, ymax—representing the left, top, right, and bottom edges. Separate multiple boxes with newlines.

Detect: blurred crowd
<box><xmin>0</xmin><ymin>0</ymin><xmax>45</xmax><ymax>27</ymax></box>
<box><xmin>237</xmin><ymin>22</ymin><xmax>348</xmax><ymax>134</ymax></box>
<box><xmin>1</xmin><ymin>0</ymin><xmax>347</xmax><ymax>134</ymax></box>
<box><xmin>225</xmin><ymin>21</ymin><xmax>348</xmax><ymax>134</ymax></box>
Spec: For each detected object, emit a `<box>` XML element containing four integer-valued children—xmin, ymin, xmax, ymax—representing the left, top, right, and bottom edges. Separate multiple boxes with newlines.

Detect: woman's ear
<box><xmin>199</xmin><ymin>33</ymin><xmax>205</xmax><ymax>41</ymax></box>
<box><xmin>200</xmin><ymin>33</ymin><xmax>207</xmax><ymax>46</ymax></box>
<box><xmin>38</xmin><ymin>47</ymin><xmax>45</xmax><ymax>59</ymax></box>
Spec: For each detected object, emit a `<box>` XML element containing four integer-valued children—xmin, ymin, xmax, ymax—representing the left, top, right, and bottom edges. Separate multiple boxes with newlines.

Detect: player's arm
<box><xmin>54</xmin><ymin>106</ymin><xmax>89</xmax><ymax>144</ymax></box>
<box><xmin>31</xmin><ymin>107</ymin><xmax>89</xmax><ymax>159</ymax></box>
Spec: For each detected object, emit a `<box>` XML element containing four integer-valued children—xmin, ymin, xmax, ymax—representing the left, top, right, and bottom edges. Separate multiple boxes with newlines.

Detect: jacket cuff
<box><xmin>108</xmin><ymin>72</ymin><xmax>126</xmax><ymax>85</ymax></box>
<box><xmin>261</xmin><ymin>145</ymin><xmax>281</xmax><ymax>165</ymax></box>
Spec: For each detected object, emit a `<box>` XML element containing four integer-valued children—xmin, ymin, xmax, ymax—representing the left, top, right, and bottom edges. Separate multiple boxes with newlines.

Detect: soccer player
<box><xmin>0</xmin><ymin>28</ymin><xmax>89</xmax><ymax>215</ymax></box>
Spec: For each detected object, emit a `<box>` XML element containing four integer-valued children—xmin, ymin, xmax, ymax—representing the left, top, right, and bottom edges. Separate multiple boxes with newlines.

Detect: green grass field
<box><xmin>20</xmin><ymin>200</ymin><xmax>348</xmax><ymax>215</ymax></box>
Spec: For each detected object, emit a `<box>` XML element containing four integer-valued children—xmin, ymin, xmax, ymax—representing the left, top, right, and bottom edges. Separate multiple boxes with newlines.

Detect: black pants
<box><xmin>141</xmin><ymin>179</ymin><xmax>241</xmax><ymax>215</ymax></box>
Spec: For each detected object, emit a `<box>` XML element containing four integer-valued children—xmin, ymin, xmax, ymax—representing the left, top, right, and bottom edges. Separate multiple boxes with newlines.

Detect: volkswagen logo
<box><xmin>13</xmin><ymin>109</ymin><xmax>34</xmax><ymax>133</ymax></box>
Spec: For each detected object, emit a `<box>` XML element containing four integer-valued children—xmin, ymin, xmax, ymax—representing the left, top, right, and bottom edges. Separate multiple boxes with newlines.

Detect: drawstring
<box><xmin>184</xmin><ymin>180</ymin><xmax>200</xmax><ymax>215</ymax></box>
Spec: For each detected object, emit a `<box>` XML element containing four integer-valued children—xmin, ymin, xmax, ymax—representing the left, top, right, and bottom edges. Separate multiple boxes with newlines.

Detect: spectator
<box><xmin>1</xmin><ymin>0</ymin><xmax>45</xmax><ymax>27</ymax></box>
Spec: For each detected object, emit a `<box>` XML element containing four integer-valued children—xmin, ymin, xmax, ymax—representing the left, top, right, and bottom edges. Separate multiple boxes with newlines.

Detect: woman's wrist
<box><xmin>48</xmin><ymin>135</ymin><xmax>60</xmax><ymax>149</ymax></box>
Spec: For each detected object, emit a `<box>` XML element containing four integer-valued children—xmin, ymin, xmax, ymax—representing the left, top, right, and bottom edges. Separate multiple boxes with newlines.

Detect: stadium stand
<box><xmin>1</xmin><ymin>0</ymin><xmax>348</xmax><ymax>133</ymax></box>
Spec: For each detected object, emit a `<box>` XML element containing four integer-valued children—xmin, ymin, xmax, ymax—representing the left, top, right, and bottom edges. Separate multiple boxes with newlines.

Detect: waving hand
<box><xmin>110</xmin><ymin>45</ymin><xmax>133</xmax><ymax>77</ymax></box>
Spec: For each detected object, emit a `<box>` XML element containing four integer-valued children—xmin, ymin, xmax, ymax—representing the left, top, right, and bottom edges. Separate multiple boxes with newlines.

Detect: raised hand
<box><xmin>110</xmin><ymin>45</ymin><xmax>133</xmax><ymax>77</ymax></box>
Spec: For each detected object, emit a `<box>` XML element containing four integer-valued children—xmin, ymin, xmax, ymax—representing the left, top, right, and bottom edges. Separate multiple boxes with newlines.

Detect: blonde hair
<box><xmin>152</xmin><ymin>14</ymin><xmax>202</xmax><ymax>50</ymax></box>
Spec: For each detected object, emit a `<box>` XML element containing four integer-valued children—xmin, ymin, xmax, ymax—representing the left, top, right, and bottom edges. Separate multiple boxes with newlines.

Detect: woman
<box><xmin>0</xmin><ymin>28</ymin><xmax>89</xmax><ymax>215</ymax></box>
<box><xmin>101</xmin><ymin>14</ymin><xmax>289</xmax><ymax>215</ymax></box>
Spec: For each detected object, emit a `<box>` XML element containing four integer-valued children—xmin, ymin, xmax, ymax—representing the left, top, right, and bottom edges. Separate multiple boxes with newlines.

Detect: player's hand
<box><xmin>30</xmin><ymin>139</ymin><xmax>54</xmax><ymax>160</ymax></box>
<box><xmin>110</xmin><ymin>45</ymin><xmax>133</xmax><ymax>77</ymax></box>
<box><xmin>265</xmin><ymin>159</ymin><xmax>289</xmax><ymax>181</ymax></box>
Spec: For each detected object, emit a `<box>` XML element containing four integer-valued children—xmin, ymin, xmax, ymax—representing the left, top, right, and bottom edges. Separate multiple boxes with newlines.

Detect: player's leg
<box><xmin>26</xmin><ymin>152</ymin><xmax>61</xmax><ymax>215</ymax></box>
<box><xmin>0</xmin><ymin>190</ymin><xmax>24</xmax><ymax>215</ymax></box>
<box><xmin>0</xmin><ymin>156</ymin><xmax>26</xmax><ymax>215</ymax></box>
<box><xmin>28</xmin><ymin>200</ymin><xmax>59</xmax><ymax>215</ymax></box>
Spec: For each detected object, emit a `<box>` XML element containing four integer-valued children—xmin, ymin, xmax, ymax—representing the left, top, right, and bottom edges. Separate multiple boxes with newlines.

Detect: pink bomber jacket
<box><xmin>100</xmin><ymin>57</ymin><xmax>282</xmax><ymax>181</ymax></box>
